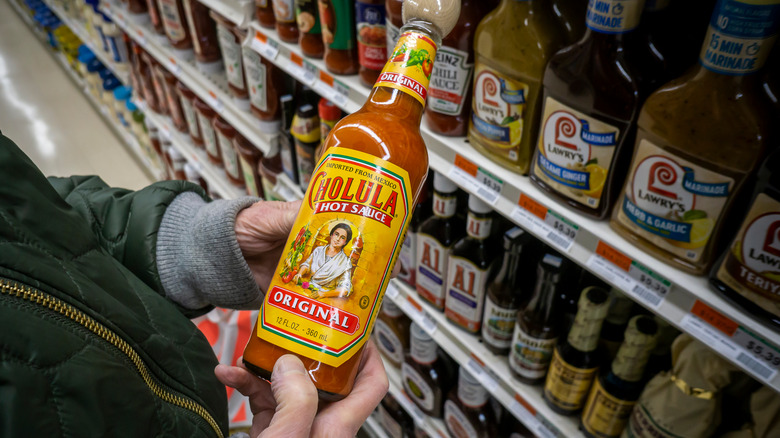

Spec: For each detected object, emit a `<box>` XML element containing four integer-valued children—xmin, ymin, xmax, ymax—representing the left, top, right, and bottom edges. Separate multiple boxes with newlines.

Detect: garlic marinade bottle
<box><xmin>402</xmin><ymin>322</ymin><xmax>449</xmax><ymax>418</ymax></box>
<box><xmin>543</xmin><ymin>286</ymin><xmax>610</xmax><ymax>415</ymax></box>
<box><xmin>481</xmin><ymin>227</ymin><xmax>537</xmax><ymax>355</ymax></box>
<box><xmin>509</xmin><ymin>253</ymin><xmax>565</xmax><ymax>384</ymax></box>
<box><xmin>242</xmin><ymin>0</ymin><xmax>461</xmax><ymax>401</ymax></box>
<box><xmin>581</xmin><ymin>315</ymin><xmax>659</xmax><ymax>438</ymax></box>
<box><xmin>444</xmin><ymin>367</ymin><xmax>498</xmax><ymax>438</ymax></box>
<box><xmin>610</xmin><ymin>0</ymin><xmax>779</xmax><ymax>274</ymax></box>
<box><xmin>444</xmin><ymin>194</ymin><xmax>498</xmax><ymax>333</ymax></box>
<box><xmin>416</xmin><ymin>172</ymin><xmax>465</xmax><ymax>310</ymax></box>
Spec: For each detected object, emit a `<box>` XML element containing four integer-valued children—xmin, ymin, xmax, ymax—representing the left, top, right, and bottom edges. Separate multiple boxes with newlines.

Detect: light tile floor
<box><xmin>0</xmin><ymin>0</ymin><xmax>152</xmax><ymax>190</ymax></box>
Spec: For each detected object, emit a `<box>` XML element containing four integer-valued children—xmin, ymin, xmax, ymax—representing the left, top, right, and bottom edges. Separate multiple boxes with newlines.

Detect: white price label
<box><xmin>205</xmin><ymin>91</ymin><xmax>225</xmax><ymax>115</ymax></box>
<box><xmin>399</xmin><ymin>298</ymin><xmax>437</xmax><ymax>336</ymax></box>
<box><xmin>448</xmin><ymin>165</ymin><xmax>500</xmax><ymax>206</ymax></box>
<box><xmin>465</xmin><ymin>358</ymin><xmax>498</xmax><ymax>392</ymax></box>
<box><xmin>733</xmin><ymin>328</ymin><xmax>780</xmax><ymax>376</ymax></box>
<box><xmin>303</xmin><ymin>61</ymin><xmax>318</xmax><ymax>84</ymax></box>
<box><xmin>508</xmin><ymin>399</ymin><xmax>541</xmax><ymax>432</ymax></box>
<box><xmin>166</xmin><ymin>57</ymin><xmax>182</xmax><ymax>77</ymax></box>
<box><xmin>511</xmin><ymin>207</ymin><xmax>576</xmax><ymax>253</ymax></box>
<box><xmin>385</xmin><ymin>282</ymin><xmax>399</xmax><ymax>300</ymax></box>
<box><xmin>250</xmin><ymin>32</ymin><xmax>279</xmax><ymax>60</ymax></box>
<box><xmin>586</xmin><ymin>254</ymin><xmax>667</xmax><ymax>310</ymax></box>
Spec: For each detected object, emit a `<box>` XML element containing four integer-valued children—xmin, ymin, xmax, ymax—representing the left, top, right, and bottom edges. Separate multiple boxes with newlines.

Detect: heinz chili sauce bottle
<box><xmin>242</xmin><ymin>0</ymin><xmax>461</xmax><ymax>401</ymax></box>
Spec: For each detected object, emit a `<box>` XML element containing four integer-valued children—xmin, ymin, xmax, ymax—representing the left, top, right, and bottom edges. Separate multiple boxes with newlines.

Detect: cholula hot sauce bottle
<box><xmin>242</xmin><ymin>0</ymin><xmax>461</xmax><ymax>401</ymax></box>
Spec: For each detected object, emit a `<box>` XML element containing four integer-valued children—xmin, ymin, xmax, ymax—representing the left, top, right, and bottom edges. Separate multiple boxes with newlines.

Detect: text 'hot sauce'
<box><xmin>242</xmin><ymin>0</ymin><xmax>460</xmax><ymax>401</ymax></box>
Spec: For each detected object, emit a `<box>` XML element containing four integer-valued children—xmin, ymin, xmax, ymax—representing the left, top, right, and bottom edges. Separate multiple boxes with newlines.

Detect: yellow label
<box><xmin>258</xmin><ymin>149</ymin><xmax>412</xmax><ymax>367</ymax></box>
<box><xmin>543</xmin><ymin>348</ymin><xmax>598</xmax><ymax>412</ymax></box>
<box><xmin>581</xmin><ymin>379</ymin><xmax>636</xmax><ymax>438</ymax></box>
<box><xmin>374</xmin><ymin>31</ymin><xmax>437</xmax><ymax>106</ymax></box>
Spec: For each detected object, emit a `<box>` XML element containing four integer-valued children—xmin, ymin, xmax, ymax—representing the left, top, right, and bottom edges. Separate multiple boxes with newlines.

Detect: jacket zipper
<box><xmin>0</xmin><ymin>277</ymin><xmax>224</xmax><ymax>438</ymax></box>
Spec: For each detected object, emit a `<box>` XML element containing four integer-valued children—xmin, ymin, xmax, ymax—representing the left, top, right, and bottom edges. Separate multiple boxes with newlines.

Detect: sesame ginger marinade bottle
<box><xmin>242</xmin><ymin>0</ymin><xmax>461</xmax><ymax>401</ymax></box>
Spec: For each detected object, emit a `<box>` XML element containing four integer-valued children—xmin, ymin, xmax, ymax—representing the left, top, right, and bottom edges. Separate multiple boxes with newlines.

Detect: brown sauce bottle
<box><xmin>158</xmin><ymin>0</ymin><xmax>194</xmax><ymax>59</ymax></box>
<box><xmin>318</xmin><ymin>0</ymin><xmax>359</xmax><ymax>75</ymax></box>
<box><xmin>384</xmin><ymin>0</ymin><xmax>402</xmax><ymax>51</ymax></box>
<box><xmin>161</xmin><ymin>68</ymin><xmax>187</xmax><ymax>132</ymax></box>
<box><xmin>273</xmin><ymin>0</ymin><xmax>300</xmax><ymax>43</ymax></box>
<box><xmin>255</xmin><ymin>0</ymin><xmax>276</xmax><ymax>29</ymax></box>
<box><xmin>355</xmin><ymin>0</ymin><xmax>387</xmax><ymax>87</ymax></box>
<box><xmin>296</xmin><ymin>0</ymin><xmax>324</xmax><ymax>58</ymax></box>
<box><xmin>145</xmin><ymin>0</ymin><xmax>165</xmax><ymax>35</ymax></box>
<box><xmin>402</xmin><ymin>323</ymin><xmax>449</xmax><ymax>418</ymax></box>
<box><xmin>242</xmin><ymin>44</ymin><xmax>285</xmax><ymax>133</ymax></box>
<box><xmin>213</xmin><ymin>116</ymin><xmax>244</xmax><ymax>187</ymax></box>
<box><xmin>176</xmin><ymin>80</ymin><xmax>203</xmax><ymax>147</ymax></box>
<box><xmin>424</xmin><ymin>0</ymin><xmax>491</xmax><ymax>137</ymax></box>
<box><xmin>530</xmin><ymin>0</ymin><xmax>644</xmax><ymax>219</ymax></box>
<box><xmin>182</xmin><ymin>0</ymin><xmax>222</xmax><ymax>73</ymax></box>
<box><xmin>444</xmin><ymin>368</ymin><xmax>498</xmax><ymax>438</ymax></box>
<box><xmin>212</xmin><ymin>11</ymin><xmax>251</xmax><ymax>109</ymax></box>
<box><xmin>373</xmin><ymin>299</ymin><xmax>411</xmax><ymax>368</ymax></box>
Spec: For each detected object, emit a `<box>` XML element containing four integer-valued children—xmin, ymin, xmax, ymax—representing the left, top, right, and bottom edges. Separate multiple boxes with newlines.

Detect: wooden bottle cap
<box><xmin>402</xmin><ymin>0</ymin><xmax>461</xmax><ymax>38</ymax></box>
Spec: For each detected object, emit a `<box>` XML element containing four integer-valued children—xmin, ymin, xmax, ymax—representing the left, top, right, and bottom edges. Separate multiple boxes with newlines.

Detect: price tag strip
<box><xmin>447</xmin><ymin>154</ymin><xmax>503</xmax><ymax>206</ymax></box>
<box><xmin>510</xmin><ymin>194</ymin><xmax>578</xmax><ymax>253</ymax></box>
<box><xmin>250</xmin><ymin>30</ymin><xmax>279</xmax><ymax>61</ymax></box>
<box><xmin>398</xmin><ymin>295</ymin><xmax>437</xmax><ymax>336</ymax></box>
<box><xmin>681</xmin><ymin>300</ymin><xmax>780</xmax><ymax>382</ymax></box>
<box><xmin>285</xmin><ymin>52</ymin><xmax>316</xmax><ymax>86</ymax></box>
<box><xmin>585</xmin><ymin>241</ymin><xmax>670</xmax><ymax>310</ymax></box>
<box><xmin>311</xmin><ymin>71</ymin><xmax>349</xmax><ymax>109</ymax></box>
<box><xmin>465</xmin><ymin>355</ymin><xmax>499</xmax><ymax>393</ymax></box>
<box><xmin>509</xmin><ymin>394</ymin><xmax>560</xmax><ymax>438</ymax></box>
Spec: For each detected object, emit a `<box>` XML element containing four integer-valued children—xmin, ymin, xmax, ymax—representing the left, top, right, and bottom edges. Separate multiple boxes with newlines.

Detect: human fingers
<box><xmin>235</xmin><ymin>200</ymin><xmax>302</xmax><ymax>256</ymax></box>
<box><xmin>214</xmin><ymin>363</ymin><xmax>276</xmax><ymax>435</ymax></box>
<box><xmin>311</xmin><ymin>342</ymin><xmax>388</xmax><ymax>437</ymax></box>
<box><xmin>259</xmin><ymin>355</ymin><xmax>319</xmax><ymax>438</ymax></box>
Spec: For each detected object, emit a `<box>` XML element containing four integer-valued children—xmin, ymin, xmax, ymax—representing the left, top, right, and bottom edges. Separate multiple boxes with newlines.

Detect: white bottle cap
<box><xmin>433</xmin><ymin>172</ymin><xmax>457</xmax><ymax>194</ymax></box>
<box><xmin>468</xmin><ymin>194</ymin><xmax>491</xmax><ymax>214</ymax></box>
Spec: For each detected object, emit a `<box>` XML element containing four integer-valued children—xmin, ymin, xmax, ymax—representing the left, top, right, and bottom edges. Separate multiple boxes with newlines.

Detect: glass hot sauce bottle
<box><xmin>242</xmin><ymin>0</ymin><xmax>461</xmax><ymax>401</ymax></box>
<box><xmin>529</xmin><ymin>0</ymin><xmax>644</xmax><ymax>219</ymax></box>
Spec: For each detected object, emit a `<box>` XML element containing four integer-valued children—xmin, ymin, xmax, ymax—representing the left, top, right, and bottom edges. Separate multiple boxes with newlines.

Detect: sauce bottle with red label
<box><xmin>610</xmin><ymin>0</ymin><xmax>779</xmax><ymax>274</ymax></box>
<box><xmin>711</xmin><ymin>149</ymin><xmax>780</xmax><ymax>330</ymax></box>
<box><xmin>355</xmin><ymin>0</ymin><xmax>387</xmax><ymax>87</ymax></box>
<box><xmin>444</xmin><ymin>195</ymin><xmax>498</xmax><ymax>333</ymax></box>
<box><xmin>416</xmin><ymin>172</ymin><xmax>465</xmax><ymax>311</ymax></box>
<box><xmin>398</xmin><ymin>172</ymin><xmax>432</xmax><ymax>286</ymax></box>
<box><xmin>529</xmin><ymin>0</ymin><xmax>644</xmax><ymax>219</ymax></box>
<box><xmin>182</xmin><ymin>0</ymin><xmax>222</xmax><ymax>74</ymax></box>
<box><xmin>424</xmin><ymin>0</ymin><xmax>492</xmax><ymax>137</ymax></box>
<box><xmin>242</xmin><ymin>0</ymin><xmax>460</xmax><ymax>401</ymax></box>
<box><xmin>256</xmin><ymin>0</ymin><xmax>276</xmax><ymax>29</ymax></box>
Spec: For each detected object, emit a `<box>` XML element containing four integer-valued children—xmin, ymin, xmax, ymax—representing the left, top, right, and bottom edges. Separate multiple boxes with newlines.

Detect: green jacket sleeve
<box><xmin>47</xmin><ymin>175</ymin><xmax>209</xmax><ymax>297</ymax></box>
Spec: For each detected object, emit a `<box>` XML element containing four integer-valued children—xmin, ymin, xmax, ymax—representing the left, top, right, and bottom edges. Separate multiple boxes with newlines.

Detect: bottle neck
<box><xmin>611</xmin><ymin>317</ymin><xmax>658</xmax><ymax>382</ymax></box>
<box><xmin>524</xmin><ymin>273</ymin><xmax>559</xmax><ymax>323</ymax></box>
<box><xmin>583</xmin><ymin>0</ymin><xmax>644</xmax><ymax>46</ymax></box>
<box><xmin>466</xmin><ymin>211</ymin><xmax>492</xmax><ymax>240</ymax></box>
<box><xmin>366</xmin><ymin>19</ymin><xmax>442</xmax><ymax>125</ymax></box>
<box><xmin>567</xmin><ymin>289</ymin><xmax>609</xmax><ymax>352</ymax></box>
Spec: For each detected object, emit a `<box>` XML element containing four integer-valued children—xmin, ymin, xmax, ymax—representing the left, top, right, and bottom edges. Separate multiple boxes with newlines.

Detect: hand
<box><xmin>215</xmin><ymin>342</ymin><xmax>388</xmax><ymax>438</ymax></box>
<box><xmin>235</xmin><ymin>200</ymin><xmax>301</xmax><ymax>292</ymax></box>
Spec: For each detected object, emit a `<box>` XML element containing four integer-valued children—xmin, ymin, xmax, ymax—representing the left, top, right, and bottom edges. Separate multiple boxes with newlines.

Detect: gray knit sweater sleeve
<box><xmin>156</xmin><ymin>192</ymin><xmax>262</xmax><ymax>311</ymax></box>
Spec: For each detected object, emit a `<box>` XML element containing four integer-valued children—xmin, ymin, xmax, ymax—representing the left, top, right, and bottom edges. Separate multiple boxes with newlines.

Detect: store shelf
<box><xmin>10</xmin><ymin>0</ymin><xmax>162</xmax><ymax>181</ymax></box>
<box><xmin>196</xmin><ymin>0</ymin><xmax>254</xmax><ymax>29</ymax></box>
<box><xmin>384</xmin><ymin>361</ymin><xmax>450</xmax><ymax>438</ymax></box>
<box><xmin>241</xmin><ymin>17</ymin><xmax>780</xmax><ymax>395</ymax></box>
<box><xmin>42</xmin><ymin>0</ymin><xmax>131</xmax><ymax>84</ymax></box>
<box><xmin>100</xmin><ymin>0</ymin><xmax>278</xmax><ymax>158</ymax></box>
<box><xmin>386</xmin><ymin>280</ymin><xmax>575</xmax><ymax>438</ymax></box>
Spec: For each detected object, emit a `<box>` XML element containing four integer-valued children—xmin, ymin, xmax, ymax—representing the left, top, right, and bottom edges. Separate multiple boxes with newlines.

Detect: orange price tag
<box><xmin>595</xmin><ymin>241</ymin><xmax>632</xmax><ymax>272</ymax></box>
<box><xmin>405</xmin><ymin>295</ymin><xmax>422</xmax><ymax>313</ymax></box>
<box><xmin>691</xmin><ymin>300</ymin><xmax>738</xmax><ymax>337</ymax></box>
<box><xmin>254</xmin><ymin>30</ymin><xmax>267</xmax><ymax>43</ymax></box>
<box><xmin>513</xmin><ymin>393</ymin><xmax>536</xmax><ymax>416</ymax></box>
<box><xmin>290</xmin><ymin>52</ymin><xmax>303</xmax><ymax>67</ymax></box>
<box><xmin>519</xmin><ymin>193</ymin><xmax>547</xmax><ymax>221</ymax></box>
<box><xmin>469</xmin><ymin>353</ymin><xmax>485</xmax><ymax>368</ymax></box>
<box><xmin>453</xmin><ymin>154</ymin><xmax>478</xmax><ymax>178</ymax></box>
<box><xmin>319</xmin><ymin>71</ymin><xmax>334</xmax><ymax>87</ymax></box>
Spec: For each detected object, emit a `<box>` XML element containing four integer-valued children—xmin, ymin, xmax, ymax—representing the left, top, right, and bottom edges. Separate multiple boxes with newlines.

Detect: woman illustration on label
<box><xmin>294</xmin><ymin>222</ymin><xmax>354</xmax><ymax>298</ymax></box>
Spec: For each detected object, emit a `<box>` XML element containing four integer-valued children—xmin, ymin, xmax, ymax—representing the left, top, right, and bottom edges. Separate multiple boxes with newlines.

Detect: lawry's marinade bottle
<box><xmin>242</xmin><ymin>0</ymin><xmax>461</xmax><ymax>401</ymax></box>
<box><xmin>610</xmin><ymin>0</ymin><xmax>779</xmax><ymax>274</ymax></box>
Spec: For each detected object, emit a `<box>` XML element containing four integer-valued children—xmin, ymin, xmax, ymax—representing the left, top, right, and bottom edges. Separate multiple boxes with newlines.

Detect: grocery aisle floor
<box><xmin>0</xmin><ymin>0</ymin><xmax>152</xmax><ymax>190</ymax></box>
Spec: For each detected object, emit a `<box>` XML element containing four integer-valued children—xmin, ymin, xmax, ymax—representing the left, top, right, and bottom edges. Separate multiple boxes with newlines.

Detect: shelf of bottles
<box><xmin>10</xmin><ymin>0</ymin><xmax>163</xmax><ymax>182</ymax></box>
<box><xmin>384</xmin><ymin>361</ymin><xmax>450</xmax><ymax>438</ymax></box>
<box><xmin>198</xmin><ymin>1</ymin><xmax>780</xmax><ymax>396</ymax></box>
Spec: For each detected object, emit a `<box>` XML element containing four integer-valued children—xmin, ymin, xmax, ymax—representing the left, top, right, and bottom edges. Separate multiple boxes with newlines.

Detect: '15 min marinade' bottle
<box><xmin>242</xmin><ymin>0</ymin><xmax>461</xmax><ymax>401</ymax></box>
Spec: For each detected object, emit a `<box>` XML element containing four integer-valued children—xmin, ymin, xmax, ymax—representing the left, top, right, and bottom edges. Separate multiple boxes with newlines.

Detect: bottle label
<box><xmin>471</xmin><ymin>62</ymin><xmax>528</xmax><ymax>163</ymax></box>
<box><xmin>716</xmin><ymin>193</ymin><xmax>780</xmax><ymax>313</ymax></box>
<box><xmin>458</xmin><ymin>370</ymin><xmax>488</xmax><ymax>408</ymax></box>
<box><xmin>586</xmin><ymin>0</ymin><xmax>644</xmax><ymax>34</ymax></box>
<box><xmin>181</xmin><ymin>98</ymin><xmax>200</xmax><ymax>139</ymax></box>
<box><xmin>466</xmin><ymin>213</ymin><xmax>491</xmax><ymax>239</ymax></box>
<box><xmin>296</xmin><ymin>0</ymin><xmax>322</xmax><ymax>35</ymax></box>
<box><xmin>217</xmin><ymin>131</ymin><xmax>241</xmax><ymax>179</ymax></box>
<box><xmin>444</xmin><ymin>400</ymin><xmax>479</xmax><ymax>438</ymax></box>
<box><xmin>159</xmin><ymin>0</ymin><xmax>187</xmax><ymax>43</ymax></box>
<box><xmin>262</xmin><ymin>176</ymin><xmax>281</xmax><ymax>201</ymax></box>
<box><xmin>398</xmin><ymin>229</ymin><xmax>418</xmax><ymax>284</ymax></box>
<box><xmin>386</xmin><ymin>18</ymin><xmax>401</xmax><ymax>53</ymax></box>
<box><xmin>239</xmin><ymin>155</ymin><xmax>260</xmax><ymax>197</ymax></box>
<box><xmin>273</xmin><ymin>0</ymin><xmax>295</xmax><ymax>23</ymax></box>
<box><xmin>410</xmin><ymin>323</ymin><xmax>437</xmax><ymax>363</ymax></box>
<box><xmin>616</xmin><ymin>139</ymin><xmax>734</xmax><ymax>262</ymax></box>
<box><xmin>481</xmin><ymin>296</ymin><xmax>517</xmax><ymax>349</ymax></box>
<box><xmin>295</xmin><ymin>143</ymin><xmax>316</xmax><ymax>188</ymax></box>
<box><xmin>445</xmin><ymin>256</ymin><xmax>489</xmax><ymax>332</ymax></box>
<box><xmin>318</xmin><ymin>0</ymin><xmax>356</xmax><ymax>50</ymax></box>
<box><xmin>375</xmin><ymin>31</ymin><xmax>438</xmax><ymax>106</ymax></box>
<box><xmin>244</xmin><ymin>49</ymin><xmax>269</xmax><ymax>112</ymax></box>
<box><xmin>543</xmin><ymin>348</ymin><xmax>598</xmax><ymax>412</ymax></box>
<box><xmin>356</xmin><ymin>2</ymin><xmax>387</xmax><ymax>71</ymax></box>
<box><xmin>428</xmin><ymin>46</ymin><xmax>473</xmax><ymax>116</ymax></box>
<box><xmin>217</xmin><ymin>25</ymin><xmax>244</xmax><ymax>90</ymax></box>
<box><xmin>182</xmin><ymin>0</ymin><xmax>201</xmax><ymax>54</ymax></box>
<box><xmin>402</xmin><ymin>362</ymin><xmax>435</xmax><ymax>411</ymax></box>
<box><xmin>532</xmin><ymin>97</ymin><xmax>620</xmax><ymax>209</ymax></box>
<box><xmin>509</xmin><ymin>327</ymin><xmax>557</xmax><ymax>379</ymax></box>
<box><xmin>377</xmin><ymin>403</ymin><xmax>405</xmax><ymax>438</ymax></box>
<box><xmin>198</xmin><ymin>113</ymin><xmax>219</xmax><ymax>158</ymax></box>
<box><xmin>416</xmin><ymin>234</ymin><xmax>450</xmax><ymax>308</ymax></box>
<box><xmin>699</xmin><ymin>0</ymin><xmax>780</xmax><ymax>75</ymax></box>
<box><xmin>625</xmin><ymin>402</ymin><xmax>679</xmax><ymax>438</ymax></box>
<box><xmin>382</xmin><ymin>299</ymin><xmax>403</xmax><ymax>317</ymax></box>
<box><xmin>432</xmin><ymin>192</ymin><xmax>457</xmax><ymax>218</ymax></box>
<box><xmin>257</xmin><ymin>149</ymin><xmax>413</xmax><ymax>367</ymax></box>
<box><xmin>374</xmin><ymin>318</ymin><xmax>405</xmax><ymax>365</ymax></box>
<box><xmin>582</xmin><ymin>378</ymin><xmax>636</xmax><ymax>437</ymax></box>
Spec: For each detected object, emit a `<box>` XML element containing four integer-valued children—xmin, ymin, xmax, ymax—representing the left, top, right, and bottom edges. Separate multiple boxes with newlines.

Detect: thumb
<box><xmin>259</xmin><ymin>355</ymin><xmax>318</xmax><ymax>438</ymax></box>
